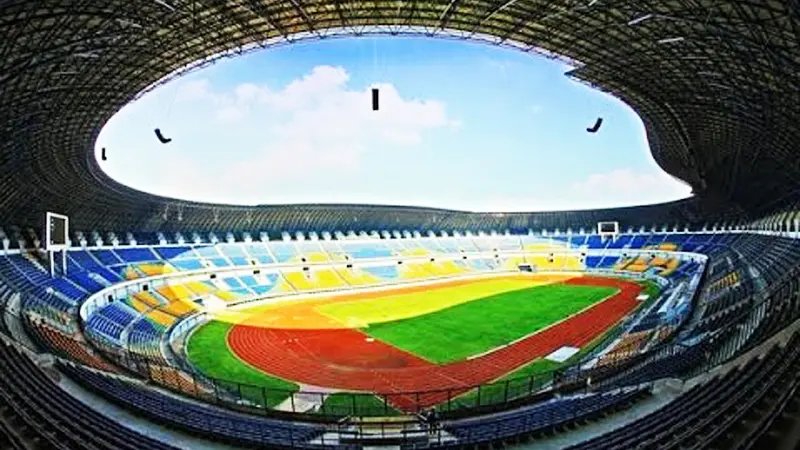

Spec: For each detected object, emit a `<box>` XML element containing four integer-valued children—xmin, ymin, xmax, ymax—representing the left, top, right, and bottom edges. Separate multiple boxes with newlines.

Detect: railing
<box><xmin>16</xmin><ymin>271</ymin><xmax>702</xmax><ymax>420</ymax></box>
<box><xmin>97</xmin><ymin>342</ymin><xmax>646</xmax><ymax>419</ymax></box>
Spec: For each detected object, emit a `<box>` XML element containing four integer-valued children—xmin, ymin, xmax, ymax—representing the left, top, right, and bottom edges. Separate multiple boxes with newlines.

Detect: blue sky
<box><xmin>96</xmin><ymin>36</ymin><xmax>690</xmax><ymax>212</ymax></box>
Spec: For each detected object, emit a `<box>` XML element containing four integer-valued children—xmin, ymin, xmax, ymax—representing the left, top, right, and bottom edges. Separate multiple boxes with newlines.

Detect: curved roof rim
<box><xmin>134</xmin><ymin>25</ymin><xmax>586</xmax><ymax>101</ymax></box>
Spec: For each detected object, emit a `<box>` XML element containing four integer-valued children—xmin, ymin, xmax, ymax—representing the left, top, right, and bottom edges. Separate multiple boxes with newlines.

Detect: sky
<box><xmin>96</xmin><ymin>36</ymin><xmax>691</xmax><ymax>212</ymax></box>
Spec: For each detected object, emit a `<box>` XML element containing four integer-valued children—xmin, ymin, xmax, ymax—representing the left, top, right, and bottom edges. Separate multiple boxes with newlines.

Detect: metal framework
<box><xmin>1</xmin><ymin>0</ymin><xmax>798</xmax><ymax>232</ymax></box>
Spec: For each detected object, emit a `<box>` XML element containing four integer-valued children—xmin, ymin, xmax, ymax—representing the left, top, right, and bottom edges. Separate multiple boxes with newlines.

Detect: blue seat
<box><xmin>155</xmin><ymin>246</ymin><xmax>195</xmax><ymax>260</ymax></box>
<box><xmin>363</xmin><ymin>265</ymin><xmax>399</xmax><ymax>279</ymax></box>
<box><xmin>115</xmin><ymin>248</ymin><xmax>159</xmax><ymax>263</ymax></box>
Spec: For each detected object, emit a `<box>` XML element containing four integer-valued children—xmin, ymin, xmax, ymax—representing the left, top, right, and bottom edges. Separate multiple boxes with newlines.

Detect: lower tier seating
<box><xmin>0</xmin><ymin>339</ymin><xmax>178</xmax><ymax>450</ymax></box>
<box><xmin>445</xmin><ymin>387</ymin><xmax>650</xmax><ymax>446</ymax></box>
<box><xmin>567</xmin><ymin>333</ymin><xmax>800</xmax><ymax>449</ymax></box>
<box><xmin>61</xmin><ymin>363</ymin><xmax>327</xmax><ymax>449</ymax></box>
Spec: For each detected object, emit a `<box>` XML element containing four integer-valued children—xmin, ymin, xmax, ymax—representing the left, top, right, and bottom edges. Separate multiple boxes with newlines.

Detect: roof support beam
<box><xmin>286</xmin><ymin>0</ymin><xmax>319</xmax><ymax>36</ymax></box>
<box><xmin>472</xmin><ymin>0</ymin><xmax>520</xmax><ymax>31</ymax></box>
<box><xmin>437</xmin><ymin>0</ymin><xmax>461</xmax><ymax>30</ymax></box>
<box><xmin>240</xmin><ymin>0</ymin><xmax>292</xmax><ymax>40</ymax></box>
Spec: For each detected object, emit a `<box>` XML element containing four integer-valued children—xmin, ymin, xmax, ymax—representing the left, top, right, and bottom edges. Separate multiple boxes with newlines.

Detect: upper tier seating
<box><xmin>335</xmin><ymin>266</ymin><xmax>382</xmax><ymax>285</ymax></box>
<box><xmin>92</xmin><ymin>249</ymin><xmax>124</xmax><ymax>265</ymax></box>
<box><xmin>115</xmin><ymin>247</ymin><xmax>160</xmax><ymax>263</ymax></box>
<box><xmin>269</xmin><ymin>242</ymin><xmax>299</xmax><ymax>263</ymax></box>
<box><xmin>243</xmin><ymin>243</ymin><xmax>276</xmax><ymax>264</ymax></box>
<box><xmin>282</xmin><ymin>269</ymin><xmax>347</xmax><ymax>291</ymax></box>
<box><xmin>339</xmin><ymin>241</ymin><xmax>393</xmax><ymax>259</ymax></box>
<box><xmin>296</xmin><ymin>241</ymin><xmax>330</xmax><ymax>262</ymax></box>
<box><xmin>154</xmin><ymin>246</ymin><xmax>196</xmax><ymax>260</ymax></box>
<box><xmin>362</xmin><ymin>265</ymin><xmax>400</xmax><ymax>280</ymax></box>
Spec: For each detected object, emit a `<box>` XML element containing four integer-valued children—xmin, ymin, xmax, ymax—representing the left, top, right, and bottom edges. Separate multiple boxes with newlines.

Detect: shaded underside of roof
<box><xmin>0</xmin><ymin>0</ymin><xmax>798</xmax><ymax>231</ymax></box>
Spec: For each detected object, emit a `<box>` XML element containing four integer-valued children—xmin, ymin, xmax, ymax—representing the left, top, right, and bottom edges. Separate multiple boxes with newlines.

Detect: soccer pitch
<box><xmin>359</xmin><ymin>283</ymin><xmax>618</xmax><ymax>363</ymax></box>
<box><xmin>315</xmin><ymin>277</ymin><xmax>558</xmax><ymax>327</ymax></box>
<box><xmin>185</xmin><ymin>275</ymin><xmax>626</xmax><ymax>408</ymax></box>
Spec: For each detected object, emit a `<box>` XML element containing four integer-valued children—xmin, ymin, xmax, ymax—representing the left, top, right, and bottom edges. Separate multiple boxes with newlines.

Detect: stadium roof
<box><xmin>1</xmin><ymin>0</ymin><xmax>797</xmax><ymax>231</ymax></box>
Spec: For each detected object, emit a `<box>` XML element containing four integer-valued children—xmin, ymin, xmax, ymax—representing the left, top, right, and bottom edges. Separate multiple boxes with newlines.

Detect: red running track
<box><xmin>228</xmin><ymin>276</ymin><xmax>641</xmax><ymax>409</ymax></box>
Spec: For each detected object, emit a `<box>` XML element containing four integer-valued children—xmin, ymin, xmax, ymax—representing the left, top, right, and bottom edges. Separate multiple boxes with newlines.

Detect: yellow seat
<box><xmin>214</xmin><ymin>290</ymin><xmax>240</xmax><ymax>302</ymax></box>
<box><xmin>335</xmin><ymin>267</ymin><xmax>381</xmax><ymax>286</ymax></box>
<box><xmin>158</xmin><ymin>284</ymin><xmax>193</xmax><ymax>301</ymax></box>
<box><xmin>122</xmin><ymin>266</ymin><xmax>140</xmax><ymax>280</ymax></box>
<box><xmin>134</xmin><ymin>291</ymin><xmax>163</xmax><ymax>307</ymax></box>
<box><xmin>625</xmin><ymin>264</ymin><xmax>649</xmax><ymax>272</ymax></box>
<box><xmin>186</xmin><ymin>281</ymin><xmax>214</xmax><ymax>294</ymax></box>
<box><xmin>437</xmin><ymin>261</ymin><xmax>469</xmax><ymax>275</ymax></box>
<box><xmin>146</xmin><ymin>309</ymin><xmax>178</xmax><ymax>327</ymax></box>
<box><xmin>160</xmin><ymin>299</ymin><xmax>199</xmax><ymax>317</ymax></box>
<box><xmin>650</xmin><ymin>257</ymin><xmax>667</xmax><ymax>267</ymax></box>
<box><xmin>136</xmin><ymin>263</ymin><xmax>176</xmax><ymax>276</ymax></box>
<box><xmin>303</xmin><ymin>252</ymin><xmax>330</xmax><ymax>262</ymax></box>
<box><xmin>283</xmin><ymin>271</ymin><xmax>317</xmax><ymax>291</ymax></box>
<box><xmin>398</xmin><ymin>263</ymin><xmax>433</xmax><ymax>279</ymax></box>
<box><xmin>502</xmin><ymin>256</ymin><xmax>526</xmax><ymax>270</ymax></box>
<box><xmin>125</xmin><ymin>296</ymin><xmax>152</xmax><ymax>313</ymax></box>
<box><xmin>401</xmin><ymin>248</ymin><xmax>429</xmax><ymax>257</ymax></box>
<box><xmin>315</xmin><ymin>269</ymin><xmax>347</xmax><ymax>288</ymax></box>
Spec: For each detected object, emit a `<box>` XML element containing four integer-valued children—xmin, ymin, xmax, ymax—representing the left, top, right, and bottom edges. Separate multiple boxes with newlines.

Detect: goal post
<box><xmin>45</xmin><ymin>212</ymin><xmax>69</xmax><ymax>277</ymax></box>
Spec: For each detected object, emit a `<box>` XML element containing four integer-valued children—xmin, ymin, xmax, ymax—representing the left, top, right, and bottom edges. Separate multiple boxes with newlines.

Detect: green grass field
<box><xmin>320</xmin><ymin>393</ymin><xmax>402</xmax><ymax>416</ymax></box>
<box><xmin>317</xmin><ymin>278</ymin><xmax>543</xmax><ymax>327</ymax></box>
<box><xmin>186</xmin><ymin>321</ymin><xmax>299</xmax><ymax>407</ymax></box>
<box><xmin>364</xmin><ymin>283</ymin><xmax>618</xmax><ymax>364</ymax></box>
<box><xmin>185</xmin><ymin>279</ymin><xmax>637</xmax><ymax>414</ymax></box>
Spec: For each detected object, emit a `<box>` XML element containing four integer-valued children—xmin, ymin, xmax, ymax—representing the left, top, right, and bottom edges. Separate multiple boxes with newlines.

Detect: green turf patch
<box><xmin>317</xmin><ymin>278</ymin><xmax>538</xmax><ymax>326</ymax></box>
<box><xmin>364</xmin><ymin>283</ymin><xmax>618</xmax><ymax>364</ymax></box>
<box><xmin>186</xmin><ymin>321</ymin><xmax>299</xmax><ymax>408</ymax></box>
<box><xmin>447</xmin><ymin>358</ymin><xmax>561</xmax><ymax>409</ymax></box>
<box><xmin>320</xmin><ymin>393</ymin><xmax>403</xmax><ymax>417</ymax></box>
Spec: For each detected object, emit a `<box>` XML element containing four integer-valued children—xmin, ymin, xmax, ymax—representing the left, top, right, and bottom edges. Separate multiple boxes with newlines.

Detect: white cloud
<box><xmin>98</xmin><ymin>65</ymin><xmax>459</xmax><ymax>205</ymax></box>
<box><xmin>175</xmin><ymin>79</ymin><xmax>211</xmax><ymax>101</ymax></box>
<box><xmin>450</xmin><ymin>169</ymin><xmax>692</xmax><ymax>213</ymax></box>
<box><xmin>566</xmin><ymin>169</ymin><xmax>692</xmax><ymax>208</ymax></box>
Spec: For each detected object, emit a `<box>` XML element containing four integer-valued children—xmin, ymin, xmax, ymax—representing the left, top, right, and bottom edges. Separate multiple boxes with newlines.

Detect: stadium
<box><xmin>1</xmin><ymin>1</ymin><xmax>799</xmax><ymax>449</ymax></box>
